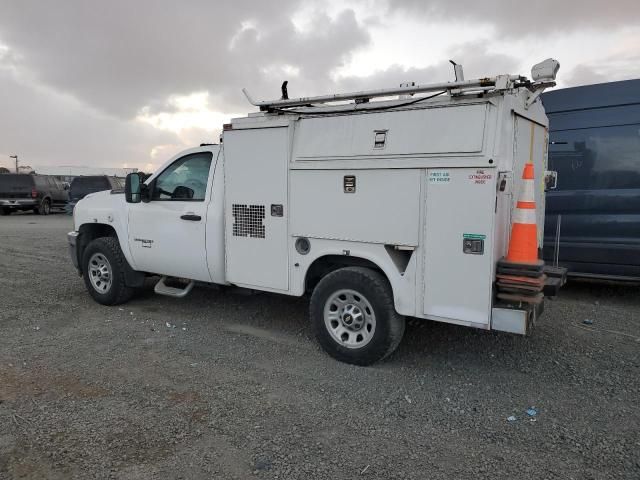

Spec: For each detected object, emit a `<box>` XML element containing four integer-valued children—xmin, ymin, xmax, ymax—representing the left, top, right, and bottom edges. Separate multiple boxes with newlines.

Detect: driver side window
<box><xmin>152</xmin><ymin>152</ymin><xmax>213</xmax><ymax>201</ymax></box>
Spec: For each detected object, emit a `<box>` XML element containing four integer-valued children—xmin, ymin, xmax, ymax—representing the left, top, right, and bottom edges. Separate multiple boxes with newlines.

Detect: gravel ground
<box><xmin>0</xmin><ymin>213</ymin><xmax>639</xmax><ymax>479</ymax></box>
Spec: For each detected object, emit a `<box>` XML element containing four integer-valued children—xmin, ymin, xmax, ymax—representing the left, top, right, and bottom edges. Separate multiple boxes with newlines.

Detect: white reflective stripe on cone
<box><xmin>521</xmin><ymin>178</ymin><xmax>536</xmax><ymax>202</ymax></box>
<box><xmin>513</xmin><ymin>206</ymin><xmax>537</xmax><ymax>224</ymax></box>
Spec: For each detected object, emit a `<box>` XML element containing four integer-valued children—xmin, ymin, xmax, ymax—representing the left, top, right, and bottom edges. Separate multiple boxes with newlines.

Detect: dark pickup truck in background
<box><xmin>0</xmin><ymin>174</ymin><xmax>68</xmax><ymax>215</ymax></box>
<box><xmin>542</xmin><ymin>79</ymin><xmax>640</xmax><ymax>281</ymax></box>
<box><xmin>66</xmin><ymin>175</ymin><xmax>125</xmax><ymax>214</ymax></box>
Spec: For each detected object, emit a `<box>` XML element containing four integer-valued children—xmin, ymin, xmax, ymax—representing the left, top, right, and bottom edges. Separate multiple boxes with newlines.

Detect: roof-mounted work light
<box><xmin>531</xmin><ymin>58</ymin><xmax>560</xmax><ymax>83</ymax></box>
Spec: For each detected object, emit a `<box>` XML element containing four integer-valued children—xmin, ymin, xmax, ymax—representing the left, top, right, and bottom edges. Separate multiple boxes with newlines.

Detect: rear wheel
<box><xmin>0</xmin><ymin>208</ymin><xmax>10</xmax><ymax>216</ymax></box>
<box><xmin>82</xmin><ymin>237</ymin><xmax>136</xmax><ymax>305</ymax></box>
<box><xmin>310</xmin><ymin>267</ymin><xmax>405</xmax><ymax>366</ymax></box>
<box><xmin>36</xmin><ymin>199</ymin><xmax>50</xmax><ymax>215</ymax></box>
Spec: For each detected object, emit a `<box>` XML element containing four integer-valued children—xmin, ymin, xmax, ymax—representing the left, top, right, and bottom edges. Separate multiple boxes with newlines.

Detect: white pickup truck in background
<box><xmin>68</xmin><ymin>59</ymin><xmax>561</xmax><ymax>365</ymax></box>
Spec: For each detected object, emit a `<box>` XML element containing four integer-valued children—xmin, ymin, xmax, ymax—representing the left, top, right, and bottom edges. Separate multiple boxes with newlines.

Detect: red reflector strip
<box><xmin>517</xmin><ymin>201</ymin><xmax>536</xmax><ymax>209</ymax></box>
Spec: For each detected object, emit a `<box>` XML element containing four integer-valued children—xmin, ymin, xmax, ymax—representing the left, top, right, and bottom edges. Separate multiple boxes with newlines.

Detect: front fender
<box><xmin>73</xmin><ymin>191</ymin><xmax>135</xmax><ymax>268</ymax></box>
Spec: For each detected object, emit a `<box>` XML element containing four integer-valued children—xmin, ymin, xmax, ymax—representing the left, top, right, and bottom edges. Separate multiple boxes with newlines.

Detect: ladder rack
<box><xmin>243</xmin><ymin>75</ymin><xmax>522</xmax><ymax>110</ymax></box>
<box><xmin>242</xmin><ymin>59</ymin><xmax>560</xmax><ymax>111</ymax></box>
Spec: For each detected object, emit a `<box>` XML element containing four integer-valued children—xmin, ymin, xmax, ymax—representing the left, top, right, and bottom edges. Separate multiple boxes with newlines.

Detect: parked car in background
<box><xmin>542</xmin><ymin>79</ymin><xmax>640</xmax><ymax>281</ymax></box>
<box><xmin>0</xmin><ymin>174</ymin><xmax>68</xmax><ymax>215</ymax></box>
<box><xmin>66</xmin><ymin>176</ymin><xmax>125</xmax><ymax>214</ymax></box>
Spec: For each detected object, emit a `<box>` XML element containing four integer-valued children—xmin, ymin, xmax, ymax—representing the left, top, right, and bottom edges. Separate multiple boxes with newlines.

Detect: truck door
<box><xmin>127</xmin><ymin>151</ymin><xmax>214</xmax><ymax>282</ymax></box>
<box><xmin>223</xmin><ymin>127</ymin><xmax>289</xmax><ymax>291</ymax></box>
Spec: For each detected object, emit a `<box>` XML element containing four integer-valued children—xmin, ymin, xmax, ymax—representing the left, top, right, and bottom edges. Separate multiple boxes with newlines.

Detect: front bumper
<box><xmin>0</xmin><ymin>199</ymin><xmax>37</xmax><ymax>208</ymax></box>
<box><xmin>68</xmin><ymin>231</ymin><xmax>81</xmax><ymax>274</ymax></box>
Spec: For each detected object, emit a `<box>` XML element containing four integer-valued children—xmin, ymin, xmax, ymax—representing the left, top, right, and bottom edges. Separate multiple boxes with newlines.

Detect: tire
<box><xmin>37</xmin><ymin>199</ymin><xmax>51</xmax><ymax>215</ymax></box>
<box><xmin>81</xmin><ymin>237</ymin><xmax>136</xmax><ymax>306</ymax></box>
<box><xmin>310</xmin><ymin>267</ymin><xmax>405</xmax><ymax>366</ymax></box>
<box><xmin>0</xmin><ymin>208</ymin><xmax>10</xmax><ymax>216</ymax></box>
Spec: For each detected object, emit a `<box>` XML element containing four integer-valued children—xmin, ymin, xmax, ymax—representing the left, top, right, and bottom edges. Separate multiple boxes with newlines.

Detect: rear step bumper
<box><xmin>492</xmin><ymin>301</ymin><xmax>544</xmax><ymax>335</ymax></box>
<box><xmin>492</xmin><ymin>264</ymin><xmax>567</xmax><ymax>335</ymax></box>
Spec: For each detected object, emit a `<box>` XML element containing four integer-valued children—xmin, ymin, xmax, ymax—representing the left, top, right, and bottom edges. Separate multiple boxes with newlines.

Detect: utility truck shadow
<box><xmin>391</xmin><ymin>319</ymin><xmax>528</xmax><ymax>366</ymax></box>
<box><xmin>131</xmin><ymin>276</ymin><xmax>637</xmax><ymax>370</ymax></box>
<box><xmin>131</xmin><ymin>278</ymin><xmax>529</xmax><ymax>369</ymax></box>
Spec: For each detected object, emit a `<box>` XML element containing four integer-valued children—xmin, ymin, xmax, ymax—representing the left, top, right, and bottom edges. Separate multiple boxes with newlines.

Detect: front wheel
<box><xmin>0</xmin><ymin>208</ymin><xmax>10</xmax><ymax>216</ymax></box>
<box><xmin>310</xmin><ymin>267</ymin><xmax>405</xmax><ymax>366</ymax></box>
<box><xmin>81</xmin><ymin>237</ymin><xmax>137</xmax><ymax>305</ymax></box>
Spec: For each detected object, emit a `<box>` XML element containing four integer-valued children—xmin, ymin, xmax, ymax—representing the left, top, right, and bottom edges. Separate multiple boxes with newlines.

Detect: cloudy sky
<box><xmin>1</xmin><ymin>0</ymin><xmax>639</xmax><ymax>172</ymax></box>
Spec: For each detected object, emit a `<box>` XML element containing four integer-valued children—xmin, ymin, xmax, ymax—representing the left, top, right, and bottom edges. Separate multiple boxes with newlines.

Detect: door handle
<box><xmin>180</xmin><ymin>214</ymin><xmax>201</xmax><ymax>221</ymax></box>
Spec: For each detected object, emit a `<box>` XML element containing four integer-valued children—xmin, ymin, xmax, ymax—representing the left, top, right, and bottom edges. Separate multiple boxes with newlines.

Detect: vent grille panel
<box><xmin>232</xmin><ymin>204</ymin><xmax>266</xmax><ymax>238</ymax></box>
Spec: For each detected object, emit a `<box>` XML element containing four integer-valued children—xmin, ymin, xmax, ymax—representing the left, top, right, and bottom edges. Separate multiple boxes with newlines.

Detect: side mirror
<box><xmin>125</xmin><ymin>173</ymin><xmax>142</xmax><ymax>203</ymax></box>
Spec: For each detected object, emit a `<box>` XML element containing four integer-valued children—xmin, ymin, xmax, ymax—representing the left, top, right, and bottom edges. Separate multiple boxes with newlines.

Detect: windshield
<box><xmin>69</xmin><ymin>176</ymin><xmax>111</xmax><ymax>199</ymax></box>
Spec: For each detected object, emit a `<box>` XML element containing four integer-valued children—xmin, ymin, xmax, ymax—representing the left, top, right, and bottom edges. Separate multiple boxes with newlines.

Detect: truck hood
<box><xmin>73</xmin><ymin>189</ymin><xmax>126</xmax><ymax>231</ymax></box>
<box><xmin>78</xmin><ymin>189</ymin><xmax>112</xmax><ymax>205</ymax></box>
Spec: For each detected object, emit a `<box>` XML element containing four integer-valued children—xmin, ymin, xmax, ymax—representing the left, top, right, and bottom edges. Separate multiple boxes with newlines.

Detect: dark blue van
<box><xmin>542</xmin><ymin>80</ymin><xmax>640</xmax><ymax>281</ymax></box>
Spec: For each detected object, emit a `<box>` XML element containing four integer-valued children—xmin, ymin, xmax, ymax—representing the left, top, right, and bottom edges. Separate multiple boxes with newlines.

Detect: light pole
<box><xmin>9</xmin><ymin>155</ymin><xmax>18</xmax><ymax>173</ymax></box>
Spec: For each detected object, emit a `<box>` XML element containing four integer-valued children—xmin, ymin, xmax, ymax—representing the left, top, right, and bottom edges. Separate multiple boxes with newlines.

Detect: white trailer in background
<box><xmin>68</xmin><ymin>59</ymin><xmax>561</xmax><ymax>365</ymax></box>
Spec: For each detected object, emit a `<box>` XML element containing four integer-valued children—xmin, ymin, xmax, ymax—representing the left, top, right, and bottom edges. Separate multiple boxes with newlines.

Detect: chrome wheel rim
<box><xmin>88</xmin><ymin>253</ymin><xmax>112</xmax><ymax>294</ymax></box>
<box><xmin>324</xmin><ymin>289</ymin><xmax>376</xmax><ymax>349</ymax></box>
<box><xmin>43</xmin><ymin>201</ymin><xmax>50</xmax><ymax>214</ymax></box>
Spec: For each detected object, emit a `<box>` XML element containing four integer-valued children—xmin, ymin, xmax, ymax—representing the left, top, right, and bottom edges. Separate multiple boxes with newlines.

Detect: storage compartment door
<box><xmin>223</xmin><ymin>127</ymin><xmax>289</xmax><ymax>291</ymax></box>
<box><xmin>423</xmin><ymin>168</ymin><xmax>496</xmax><ymax>324</ymax></box>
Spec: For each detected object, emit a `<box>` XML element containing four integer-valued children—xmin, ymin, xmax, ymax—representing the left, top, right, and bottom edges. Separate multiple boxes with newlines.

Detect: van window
<box><xmin>549</xmin><ymin>124</ymin><xmax>640</xmax><ymax>190</ymax></box>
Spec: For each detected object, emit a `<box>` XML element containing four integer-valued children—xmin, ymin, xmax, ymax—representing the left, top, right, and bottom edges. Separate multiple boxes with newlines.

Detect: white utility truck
<box><xmin>68</xmin><ymin>59</ymin><xmax>561</xmax><ymax>365</ymax></box>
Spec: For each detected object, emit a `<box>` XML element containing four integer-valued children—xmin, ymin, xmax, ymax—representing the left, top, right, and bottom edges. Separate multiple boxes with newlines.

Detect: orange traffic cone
<box><xmin>506</xmin><ymin>162</ymin><xmax>539</xmax><ymax>264</ymax></box>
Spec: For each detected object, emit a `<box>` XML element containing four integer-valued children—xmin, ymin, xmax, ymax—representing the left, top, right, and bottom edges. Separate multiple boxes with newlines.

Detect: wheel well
<box><xmin>305</xmin><ymin>255</ymin><xmax>385</xmax><ymax>293</ymax></box>
<box><xmin>78</xmin><ymin>223</ymin><xmax>117</xmax><ymax>262</ymax></box>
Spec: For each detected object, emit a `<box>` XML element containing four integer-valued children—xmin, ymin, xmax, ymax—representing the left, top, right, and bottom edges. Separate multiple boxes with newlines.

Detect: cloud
<box><xmin>385</xmin><ymin>0</ymin><xmax>640</xmax><ymax>35</ymax></box>
<box><xmin>0</xmin><ymin>1</ymin><xmax>370</xmax><ymax>118</ymax></box>
<box><xmin>333</xmin><ymin>42</ymin><xmax>519</xmax><ymax>94</ymax></box>
<box><xmin>564</xmin><ymin>48</ymin><xmax>640</xmax><ymax>87</ymax></box>
<box><xmin>564</xmin><ymin>64</ymin><xmax>609</xmax><ymax>87</ymax></box>
<box><xmin>0</xmin><ymin>62</ymin><xmax>178</xmax><ymax>170</ymax></box>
